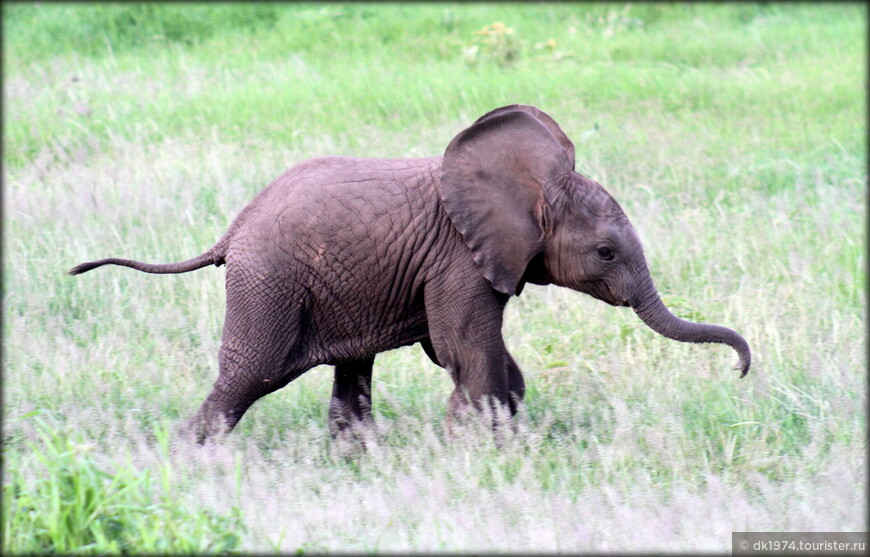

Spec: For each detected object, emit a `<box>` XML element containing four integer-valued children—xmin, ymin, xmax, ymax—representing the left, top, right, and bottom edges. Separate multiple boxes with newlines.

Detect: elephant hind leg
<box><xmin>185</xmin><ymin>367</ymin><xmax>300</xmax><ymax>444</ymax></box>
<box><xmin>184</xmin><ymin>282</ymin><xmax>308</xmax><ymax>444</ymax></box>
<box><xmin>328</xmin><ymin>357</ymin><xmax>375</xmax><ymax>439</ymax></box>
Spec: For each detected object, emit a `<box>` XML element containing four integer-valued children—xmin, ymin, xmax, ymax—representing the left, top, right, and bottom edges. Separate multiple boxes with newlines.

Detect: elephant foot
<box><xmin>328</xmin><ymin>396</ymin><xmax>376</xmax><ymax>442</ymax></box>
<box><xmin>328</xmin><ymin>406</ymin><xmax>378</xmax><ymax>461</ymax></box>
<box><xmin>445</xmin><ymin>391</ymin><xmax>519</xmax><ymax>447</ymax></box>
<box><xmin>177</xmin><ymin>398</ymin><xmax>242</xmax><ymax>446</ymax></box>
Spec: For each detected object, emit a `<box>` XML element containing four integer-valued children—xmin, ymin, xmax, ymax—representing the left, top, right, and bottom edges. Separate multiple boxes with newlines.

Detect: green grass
<box><xmin>3</xmin><ymin>414</ymin><xmax>243</xmax><ymax>553</ymax></box>
<box><xmin>3</xmin><ymin>2</ymin><xmax>866</xmax><ymax>553</ymax></box>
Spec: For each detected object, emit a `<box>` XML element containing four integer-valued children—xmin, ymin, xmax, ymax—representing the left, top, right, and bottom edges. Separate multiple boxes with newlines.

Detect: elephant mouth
<box><xmin>606</xmin><ymin>287</ymin><xmax>631</xmax><ymax>307</ymax></box>
<box><xmin>607</xmin><ymin>298</ymin><xmax>631</xmax><ymax>307</ymax></box>
<box><xmin>583</xmin><ymin>281</ymin><xmax>631</xmax><ymax>307</ymax></box>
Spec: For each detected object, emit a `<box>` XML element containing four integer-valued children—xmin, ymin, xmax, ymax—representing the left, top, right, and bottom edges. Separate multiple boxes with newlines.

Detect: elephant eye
<box><xmin>596</xmin><ymin>245</ymin><xmax>615</xmax><ymax>261</ymax></box>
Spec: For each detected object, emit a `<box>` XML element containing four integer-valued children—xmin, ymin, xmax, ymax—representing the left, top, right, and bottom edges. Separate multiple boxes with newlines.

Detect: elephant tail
<box><xmin>69</xmin><ymin>209</ymin><xmax>249</xmax><ymax>276</ymax></box>
<box><xmin>68</xmin><ymin>248</ymin><xmax>225</xmax><ymax>276</ymax></box>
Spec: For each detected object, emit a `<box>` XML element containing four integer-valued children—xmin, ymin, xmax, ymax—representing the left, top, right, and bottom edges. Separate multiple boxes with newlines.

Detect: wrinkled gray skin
<box><xmin>70</xmin><ymin>105</ymin><xmax>750</xmax><ymax>443</ymax></box>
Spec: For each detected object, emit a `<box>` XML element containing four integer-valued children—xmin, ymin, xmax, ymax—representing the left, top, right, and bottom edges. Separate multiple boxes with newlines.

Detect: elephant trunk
<box><xmin>630</xmin><ymin>281</ymin><xmax>751</xmax><ymax>377</ymax></box>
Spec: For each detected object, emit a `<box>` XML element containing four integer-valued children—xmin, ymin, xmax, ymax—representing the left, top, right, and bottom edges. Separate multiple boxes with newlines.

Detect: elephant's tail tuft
<box><xmin>68</xmin><ymin>252</ymin><xmax>224</xmax><ymax>276</ymax></box>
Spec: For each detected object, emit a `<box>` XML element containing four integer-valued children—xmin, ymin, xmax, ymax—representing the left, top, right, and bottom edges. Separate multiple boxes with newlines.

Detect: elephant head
<box><xmin>439</xmin><ymin>105</ymin><xmax>750</xmax><ymax>377</ymax></box>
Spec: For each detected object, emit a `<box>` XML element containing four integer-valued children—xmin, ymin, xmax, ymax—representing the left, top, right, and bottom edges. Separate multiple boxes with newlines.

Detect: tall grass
<box><xmin>3</xmin><ymin>414</ymin><xmax>243</xmax><ymax>553</ymax></box>
<box><xmin>3</xmin><ymin>2</ymin><xmax>866</xmax><ymax>553</ymax></box>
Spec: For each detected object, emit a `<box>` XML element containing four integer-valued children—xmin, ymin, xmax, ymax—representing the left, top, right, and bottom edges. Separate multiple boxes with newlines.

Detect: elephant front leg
<box><xmin>424</xmin><ymin>277</ymin><xmax>524</xmax><ymax>430</ymax></box>
<box><xmin>328</xmin><ymin>357</ymin><xmax>375</xmax><ymax>438</ymax></box>
<box><xmin>442</xmin><ymin>344</ymin><xmax>521</xmax><ymax>429</ymax></box>
<box><xmin>505</xmin><ymin>351</ymin><xmax>525</xmax><ymax>415</ymax></box>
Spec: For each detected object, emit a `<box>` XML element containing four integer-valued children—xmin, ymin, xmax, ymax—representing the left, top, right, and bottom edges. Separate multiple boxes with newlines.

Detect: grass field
<box><xmin>3</xmin><ymin>2</ymin><xmax>866</xmax><ymax>553</ymax></box>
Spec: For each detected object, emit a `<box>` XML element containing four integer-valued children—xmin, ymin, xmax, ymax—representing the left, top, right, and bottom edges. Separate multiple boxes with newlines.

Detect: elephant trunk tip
<box><xmin>733</xmin><ymin>343</ymin><xmax>751</xmax><ymax>378</ymax></box>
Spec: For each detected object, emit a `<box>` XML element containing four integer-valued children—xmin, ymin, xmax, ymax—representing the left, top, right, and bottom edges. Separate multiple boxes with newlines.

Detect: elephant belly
<box><xmin>313</xmin><ymin>311</ymin><xmax>429</xmax><ymax>365</ymax></box>
<box><xmin>302</xmin><ymin>285</ymin><xmax>430</xmax><ymax>366</ymax></box>
<box><xmin>274</xmin><ymin>244</ymin><xmax>434</xmax><ymax>368</ymax></box>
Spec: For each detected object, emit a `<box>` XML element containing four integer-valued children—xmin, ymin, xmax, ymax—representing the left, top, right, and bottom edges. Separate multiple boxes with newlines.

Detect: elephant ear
<box><xmin>472</xmin><ymin>104</ymin><xmax>576</xmax><ymax>170</ymax></box>
<box><xmin>439</xmin><ymin>107</ymin><xmax>574</xmax><ymax>295</ymax></box>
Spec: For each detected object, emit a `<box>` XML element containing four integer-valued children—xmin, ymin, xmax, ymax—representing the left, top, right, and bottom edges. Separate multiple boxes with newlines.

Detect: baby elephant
<box><xmin>70</xmin><ymin>105</ymin><xmax>750</xmax><ymax>443</ymax></box>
